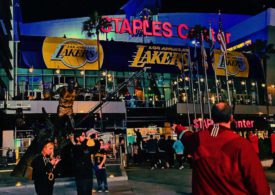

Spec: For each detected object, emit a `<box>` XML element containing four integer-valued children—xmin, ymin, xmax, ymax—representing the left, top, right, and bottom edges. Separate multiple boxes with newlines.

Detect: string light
<box><xmin>55</xmin><ymin>69</ymin><xmax>60</xmax><ymax>74</ymax></box>
<box><xmin>29</xmin><ymin>66</ymin><xmax>34</xmax><ymax>73</ymax></box>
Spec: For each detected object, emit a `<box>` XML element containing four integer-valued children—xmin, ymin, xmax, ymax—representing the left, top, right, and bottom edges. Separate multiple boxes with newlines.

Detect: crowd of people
<box><xmin>125</xmin><ymin>134</ymin><xmax>190</xmax><ymax>170</ymax></box>
<box><xmin>122</xmin><ymin>102</ymin><xmax>274</xmax><ymax>194</ymax></box>
<box><xmin>28</xmin><ymin>101</ymin><xmax>274</xmax><ymax>194</ymax></box>
<box><xmin>31</xmin><ymin>131</ymin><xmax>109</xmax><ymax>195</ymax></box>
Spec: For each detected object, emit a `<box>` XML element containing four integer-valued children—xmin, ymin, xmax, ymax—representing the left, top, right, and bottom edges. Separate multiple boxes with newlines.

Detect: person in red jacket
<box><xmin>175</xmin><ymin>102</ymin><xmax>271</xmax><ymax>195</ymax></box>
<box><xmin>247</xmin><ymin>131</ymin><xmax>259</xmax><ymax>154</ymax></box>
<box><xmin>270</xmin><ymin>131</ymin><xmax>275</xmax><ymax>167</ymax></box>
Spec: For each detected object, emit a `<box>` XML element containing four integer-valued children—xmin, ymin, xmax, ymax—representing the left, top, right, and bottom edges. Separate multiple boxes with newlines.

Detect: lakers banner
<box><xmin>213</xmin><ymin>50</ymin><xmax>249</xmax><ymax>77</ymax></box>
<box><xmin>42</xmin><ymin>37</ymin><xmax>104</xmax><ymax>70</ymax></box>
<box><xmin>129</xmin><ymin>45</ymin><xmax>189</xmax><ymax>71</ymax></box>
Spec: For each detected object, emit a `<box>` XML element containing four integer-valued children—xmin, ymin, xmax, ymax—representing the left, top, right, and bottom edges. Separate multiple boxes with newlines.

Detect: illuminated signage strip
<box><xmin>227</xmin><ymin>40</ymin><xmax>252</xmax><ymax>52</ymax></box>
<box><xmin>100</xmin><ymin>17</ymin><xmax>231</xmax><ymax>43</ymax></box>
<box><xmin>193</xmin><ymin>118</ymin><xmax>255</xmax><ymax>129</ymax></box>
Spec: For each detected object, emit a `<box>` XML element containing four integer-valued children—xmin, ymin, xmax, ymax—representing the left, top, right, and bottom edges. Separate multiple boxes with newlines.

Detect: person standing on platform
<box><xmin>31</xmin><ymin>141</ymin><xmax>61</xmax><ymax>195</ymax></box>
<box><xmin>56</xmin><ymin>79</ymin><xmax>79</xmax><ymax>136</ymax></box>
<box><xmin>179</xmin><ymin>102</ymin><xmax>271</xmax><ymax>194</ymax></box>
<box><xmin>94</xmin><ymin>139</ymin><xmax>108</xmax><ymax>192</ymax></box>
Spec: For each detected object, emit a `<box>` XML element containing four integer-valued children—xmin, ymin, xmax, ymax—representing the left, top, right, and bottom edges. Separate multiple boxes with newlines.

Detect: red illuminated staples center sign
<box><xmin>101</xmin><ymin>17</ymin><xmax>231</xmax><ymax>42</ymax></box>
<box><xmin>193</xmin><ymin>118</ymin><xmax>255</xmax><ymax>129</ymax></box>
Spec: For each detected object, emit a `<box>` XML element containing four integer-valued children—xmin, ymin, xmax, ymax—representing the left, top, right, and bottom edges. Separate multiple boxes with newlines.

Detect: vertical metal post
<box><xmin>224</xmin><ymin>55</ymin><xmax>232</xmax><ymax>105</ymax></box>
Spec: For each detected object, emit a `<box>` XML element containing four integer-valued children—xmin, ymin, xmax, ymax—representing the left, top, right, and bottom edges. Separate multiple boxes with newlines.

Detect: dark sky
<box><xmin>19</xmin><ymin>0</ymin><xmax>275</xmax><ymax>23</ymax></box>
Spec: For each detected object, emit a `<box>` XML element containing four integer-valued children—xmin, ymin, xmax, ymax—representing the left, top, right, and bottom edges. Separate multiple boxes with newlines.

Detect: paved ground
<box><xmin>0</xmin><ymin>164</ymin><xmax>275</xmax><ymax>194</ymax></box>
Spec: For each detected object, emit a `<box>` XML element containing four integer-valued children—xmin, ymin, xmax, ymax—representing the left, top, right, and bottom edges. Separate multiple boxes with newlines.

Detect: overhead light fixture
<box><xmin>29</xmin><ymin>66</ymin><xmax>34</xmax><ymax>73</ymax></box>
<box><xmin>55</xmin><ymin>69</ymin><xmax>60</xmax><ymax>74</ymax></box>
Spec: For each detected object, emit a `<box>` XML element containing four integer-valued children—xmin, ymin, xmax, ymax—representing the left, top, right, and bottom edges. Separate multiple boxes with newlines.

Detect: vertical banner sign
<box><xmin>42</xmin><ymin>37</ymin><xmax>104</xmax><ymax>70</ymax></box>
<box><xmin>213</xmin><ymin>50</ymin><xmax>249</xmax><ymax>77</ymax></box>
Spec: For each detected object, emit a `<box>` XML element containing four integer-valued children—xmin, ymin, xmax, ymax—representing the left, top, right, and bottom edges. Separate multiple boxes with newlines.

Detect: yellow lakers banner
<box><xmin>42</xmin><ymin>37</ymin><xmax>103</xmax><ymax>70</ymax></box>
<box><xmin>213</xmin><ymin>50</ymin><xmax>249</xmax><ymax>77</ymax></box>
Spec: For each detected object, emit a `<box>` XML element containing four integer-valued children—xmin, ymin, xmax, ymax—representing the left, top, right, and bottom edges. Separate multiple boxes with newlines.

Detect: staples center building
<box><xmin>1</xmin><ymin>1</ymin><xmax>275</xmax><ymax>140</ymax></box>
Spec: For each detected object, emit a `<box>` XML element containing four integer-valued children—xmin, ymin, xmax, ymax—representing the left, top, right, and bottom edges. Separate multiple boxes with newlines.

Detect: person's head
<box><xmin>168</xmin><ymin>136</ymin><xmax>171</xmax><ymax>140</ymax></box>
<box><xmin>67</xmin><ymin>79</ymin><xmax>75</xmax><ymax>92</ymax></box>
<box><xmin>149</xmin><ymin>134</ymin><xmax>153</xmax><ymax>139</ymax></box>
<box><xmin>42</xmin><ymin>141</ymin><xmax>54</xmax><ymax>157</ymax></box>
<box><xmin>90</xmin><ymin>133</ymin><xmax>96</xmax><ymax>139</ymax></box>
<box><xmin>75</xmin><ymin>131</ymin><xmax>86</xmax><ymax>143</ymax></box>
<box><xmin>99</xmin><ymin>139</ymin><xmax>104</xmax><ymax>148</ymax></box>
<box><xmin>212</xmin><ymin>102</ymin><xmax>233</xmax><ymax>124</ymax></box>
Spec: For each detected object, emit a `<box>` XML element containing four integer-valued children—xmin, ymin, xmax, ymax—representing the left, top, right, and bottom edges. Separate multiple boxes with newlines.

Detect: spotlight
<box><xmin>29</xmin><ymin>67</ymin><xmax>34</xmax><ymax>73</ymax></box>
<box><xmin>55</xmin><ymin>69</ymin><xmax>60</xmax><ymax>74</ymax></box>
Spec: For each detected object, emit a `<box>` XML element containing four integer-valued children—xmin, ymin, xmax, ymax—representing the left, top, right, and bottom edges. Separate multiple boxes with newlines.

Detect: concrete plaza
<box><xmin>0</xmin><ymin>165</ymin><xmax>275</xmax><ymax>194</ymax></box>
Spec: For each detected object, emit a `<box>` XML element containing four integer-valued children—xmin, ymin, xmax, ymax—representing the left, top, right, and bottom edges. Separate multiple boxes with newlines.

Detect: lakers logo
<box><xmin>214</xmin><ymin>50</ymin><xmax>249</xmax><ymax>78</ymax></box>
<box><xmin>42</xmin><ymin>37</ymin><xmax>104</xmax><ymax>70</ymax></box>
<box><xmin>51</xmin><ymin>40</ymin><xmax>98</xmax><ymax>69</ymax></box>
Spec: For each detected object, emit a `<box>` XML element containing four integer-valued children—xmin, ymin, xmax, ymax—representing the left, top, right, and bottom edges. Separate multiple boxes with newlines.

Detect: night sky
<box><xmin>19</xmin><ymin>0</ymin><xmax>275</xmax><ymax>22</ymax></box>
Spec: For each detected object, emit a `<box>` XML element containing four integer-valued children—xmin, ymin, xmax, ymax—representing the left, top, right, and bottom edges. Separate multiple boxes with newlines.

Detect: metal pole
<box><xmin>201</xmin><ymin>32</ymin><xmax>211</xmax><ymax>119</ymax></box>
<box><xmin>14</xmin><ymin>41</ymin><xmax>19</xmax><ymax>97</ymax></box>
<box><xmin>83</xmin><ymin>70</ymin><xmax>86</xmax><ymax>89</ymax></box>
<box><xmin>195</xmin><ymin>45</ymin><xmax>204</xmax><ymax>122</ymax></box>
<box><xmin>203</xmin><ymin>59</ymin><xmax>211</xmax><ymax>119</ymax></box>
<box><xmin>97</xmin><ymin>32</ymin><xmax>103</xmax><ymax>131</ymax></box>
<box><xmin>188</xmin><ymin>48</ymin><xmax>196</xmax><ymax>119</ymax></box>
<box><xmin>181</xmin><ymin>51</ymin><xmax>191</xmax><ymax>127</ymax></box>
<box><xmin>255</xmin><ymin>81</ymin><xmax>259</xmax><ymax>104</ymax></box>
<box><xmin>224</xmin><ymin>54</ymin><xmax>231</xmax><ymax>105</ymax></box>
<box><xmin>213</xmin><ymin>63</ymin><xmax>220</xmax><ymax>102</ymax></box>
<box><xmin>184</xmin><ymin>78</ymin><xmax>191</xmax><ymax>128</ymax></box>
